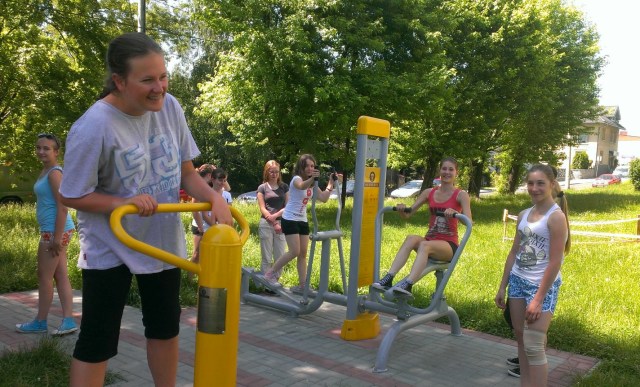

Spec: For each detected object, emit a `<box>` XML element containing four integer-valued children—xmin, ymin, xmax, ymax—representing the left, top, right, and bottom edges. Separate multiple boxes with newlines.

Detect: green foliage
<box><xmin>629</xmin><ymin>158</ymin><xmax>640</xmax><ymax>191</ymax></box>
<box><xmin>572</xmin><ymin>151</ymin><xmax>592</xmax><ymax>169</ymax></box>
<box><xmin>0</xmin><ymin>0</ymin><xmax>132</xmax><ymax>175</ymax></box>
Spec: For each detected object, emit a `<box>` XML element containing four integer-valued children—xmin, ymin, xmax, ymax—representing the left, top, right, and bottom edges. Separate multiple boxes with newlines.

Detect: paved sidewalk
<box><xmin>1</xmin><ymin>290</ymin><xmax>598</xmax><ymax>386</ymax></box>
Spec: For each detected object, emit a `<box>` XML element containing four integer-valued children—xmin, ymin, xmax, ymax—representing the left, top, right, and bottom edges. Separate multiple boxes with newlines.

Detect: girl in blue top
<box><xmin>16</xmin><ymin>133</ymin><xmax>77</xmax><ymax>336</ymax></box>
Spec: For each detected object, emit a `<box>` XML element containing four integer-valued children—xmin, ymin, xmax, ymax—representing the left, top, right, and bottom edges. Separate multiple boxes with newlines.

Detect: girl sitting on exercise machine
<box><xmin>373</xmin><ymin>156</ymin><xmax>472</xmax><ymax>296</ymax></box>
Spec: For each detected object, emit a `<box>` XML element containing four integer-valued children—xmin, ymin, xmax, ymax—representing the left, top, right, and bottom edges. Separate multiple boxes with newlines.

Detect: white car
<box><xmin>236</xmin><ymin>190</ymin><xmax>258</xmax><ymax>203</ymax></box>
<box><xmin>390</xmin><ymin>180</ymin><xmax>424</xmax><ymax>198</ymax></box>
<box><xmin>612</xmin><ymin>166</ymin><xmax>629</xmax><ymax>178</ymax></box>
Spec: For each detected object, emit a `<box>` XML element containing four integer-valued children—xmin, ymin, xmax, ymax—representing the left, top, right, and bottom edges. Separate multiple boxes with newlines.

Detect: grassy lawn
<box><xmin>1</xmin><ymin>182</ymin><xmax>639</xmax><ymax>385</ymax></box>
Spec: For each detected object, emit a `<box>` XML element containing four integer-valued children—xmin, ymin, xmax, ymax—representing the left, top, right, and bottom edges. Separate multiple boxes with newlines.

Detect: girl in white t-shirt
<box><xmin>263</xmin><ymin>154</ymin><xmax>334</xmax><ymax>292</ymax></box>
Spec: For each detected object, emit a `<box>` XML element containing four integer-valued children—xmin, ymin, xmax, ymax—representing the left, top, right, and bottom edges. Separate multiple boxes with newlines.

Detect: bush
<box><xmin>572</xmin><ymin>151</ymin><xmax>591</xmax><ymax>169</ymax></box>
<box><xmin>629</xmin><ymin>159</ymin><xmax>640</xmax><ymax>190</ymax></box>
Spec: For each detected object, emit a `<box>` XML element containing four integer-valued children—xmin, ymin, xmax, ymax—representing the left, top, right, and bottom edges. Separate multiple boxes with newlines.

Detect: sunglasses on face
<box><xmin>37</xmin><ymin>133</ymin><xmax>61</xmax><ymax>149</ymax></box>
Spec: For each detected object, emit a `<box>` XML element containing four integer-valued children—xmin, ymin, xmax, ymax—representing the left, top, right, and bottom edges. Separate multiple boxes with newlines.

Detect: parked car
<box><xmin>390</xmin><ymin>180</ymin><xmax>423</xmax><ymax>198</ymax></box>
<box><xmin>612</xmin><ymin>166</ymin><xmax>629</xmax><ymax>178</ymax></box>
<box><xmin>432</xmin><ymin>178</ymin><xmax>441</xmax><ymax>187</ymax></box>
<box><xmin>592</xmin><ymin>174</ymin><xmax>621</xmax><ymax>187</ymax></box>
<box><xmin>236</xmin><ymin>190</ymin><xmax>258</xmax><ymax>203</ymax></box>
<box><xmin>345</xmin><ymin>179</ymin><xmax>355</xmax><ymax>196</ymax></box>
<box><xmin>0</xmin><ymin>166</ymin><xmax>36</xmax><ymax>204</ymax></box>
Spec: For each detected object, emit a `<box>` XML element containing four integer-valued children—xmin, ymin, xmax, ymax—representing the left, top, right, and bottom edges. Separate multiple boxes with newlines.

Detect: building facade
<box><xmin>561</xmin><ymin>106</ymin><xmax>625</xmax><ymax>177</ymax></box>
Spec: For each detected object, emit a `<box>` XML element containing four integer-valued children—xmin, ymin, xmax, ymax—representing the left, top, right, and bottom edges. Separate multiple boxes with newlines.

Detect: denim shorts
<box><xmin>508</xmin><ymin>272</ymin><xmax>562</xmax><ymax>314</ymax></box>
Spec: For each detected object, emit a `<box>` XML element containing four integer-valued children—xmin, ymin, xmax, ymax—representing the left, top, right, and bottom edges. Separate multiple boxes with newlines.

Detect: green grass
<box><xmin>0</xmin><ymin>337</ymin><xmax>123</xmax><ymax>386</ymax></box>
<box><xmin>1</xmin><ymin>182</ymin><xmax>639</xmax><ymax>385</ymax></box>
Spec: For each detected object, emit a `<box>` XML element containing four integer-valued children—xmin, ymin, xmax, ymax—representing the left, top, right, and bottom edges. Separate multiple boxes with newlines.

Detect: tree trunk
<box><xmin>467</xmin><ymin>159</ymin><xmax>484</xmax><ymax>198</ymax></box>
<box><xmin>507</xmin><ymin>162</ymin><xmax>523</xmax><ymax>194</ymax></box>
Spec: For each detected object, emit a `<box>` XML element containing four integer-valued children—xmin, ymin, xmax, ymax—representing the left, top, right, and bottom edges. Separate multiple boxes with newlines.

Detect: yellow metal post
<box><xmin>110</xmin><ymin>204</ymin><xmax>248</xmax><ymax>387</ymax></box>
<box><xmin>193</xmin><ymin>223</ymin><xmax>242</xmax><ymax>386</ymax></box>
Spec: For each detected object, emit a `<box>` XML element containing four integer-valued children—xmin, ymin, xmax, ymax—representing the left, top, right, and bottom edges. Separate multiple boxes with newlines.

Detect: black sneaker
<box><xmin>506</xmin><ymin>357</ymin><xmax>519</xmax><ymax>366</ymax></box>
<box><xmin>507</xmin><ymin>367</ymin><xmax>520</xmax><ymax>378</ymax></box>
<box><xmin>371</xmin><ymin>273</ymin><xmax>394</xmax><ymax>290</ymax></box>
<box><xmin>392</xmin><ymin>279</ymin><xmax>413</xmax><ymax>296</ymax></box>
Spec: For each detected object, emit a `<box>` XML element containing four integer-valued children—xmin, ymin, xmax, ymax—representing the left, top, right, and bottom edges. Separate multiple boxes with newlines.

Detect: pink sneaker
<box><xmin>263</xmin><ymin>270</ymin><xmax>281</xmax><ymax>287</ymax></box>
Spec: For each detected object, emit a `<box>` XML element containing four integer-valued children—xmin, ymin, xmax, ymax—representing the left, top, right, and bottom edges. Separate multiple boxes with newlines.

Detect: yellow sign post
<box><xmin>341</xmin><ymin>116</ymin><xmax>390</xmax><ymax>341</ymax></box>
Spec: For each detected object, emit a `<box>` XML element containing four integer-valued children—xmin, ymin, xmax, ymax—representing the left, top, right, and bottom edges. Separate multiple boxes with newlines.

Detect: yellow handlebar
<box><xmin>110</xmin><ymin>203</ymin><xmax>249</xmax><ymax>274</ymax></box>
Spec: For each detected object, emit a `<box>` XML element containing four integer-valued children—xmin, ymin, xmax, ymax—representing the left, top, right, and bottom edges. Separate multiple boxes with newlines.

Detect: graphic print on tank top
<box><xmin>516</xmin><ymin>226</ymin><xmax>547</xmax><ymax>270</ymax></box>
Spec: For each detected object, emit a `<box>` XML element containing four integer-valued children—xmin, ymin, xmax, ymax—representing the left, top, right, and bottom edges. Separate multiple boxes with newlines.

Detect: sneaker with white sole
<box><xmin>506</xmin><ymin>357</ymin><xmax>519</xmax><ymax>366</ymax></box>
<box><xmin>16</xmin><ymin>319</ymin><xmax>47</xmax><ymax>334</ymax></box>
<box><xmin>52</xmin><ymin>317</ymin><xmax>78</xmax><ymax>336</ymax></box>
<box><xmin>507</xmin><ymin>367</ymin><xmax>520</xmax><ymax>378</ymax></box>
<box><xmin>290</xmin><ymin>285</ymin><xmax>316</xmax><ymax>295</ymax></box>
<box><xmin>391</xmin><ymin>279</ymin><xmax>413</xmax><ymax>296</ymax></box>
<box><xmin>263</xmin><ymin>270</ymin><xmax>282</xmax><ymax>287</ymax></box>
<box><xmin>371</xmin><ymin>273</ymin><xmax>394</xmax><ymax>291</ymax></box>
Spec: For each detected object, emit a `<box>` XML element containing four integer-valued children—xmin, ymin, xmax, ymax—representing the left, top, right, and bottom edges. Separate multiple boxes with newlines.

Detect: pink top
<box><xmin>425</xmin><ymin>188</ymin><xmax>462</xmax><ymax>245</ymax></box>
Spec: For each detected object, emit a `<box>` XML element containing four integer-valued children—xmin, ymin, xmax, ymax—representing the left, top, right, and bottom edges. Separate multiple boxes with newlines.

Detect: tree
<box><xmin>627</xmin><ymin>158</ymin><xmax>640</xmax><ymax>191</ymax></box>
<box><xmin>194</xmin><ymin>0</ymin><xmax>452</xmax><ymax>187</ymax></box>
<box><xmin>438</xmin><ymin>0</ymin><xmax>602</xmax><ymax>196</ymax></box>
<box><xmin>572</xmin><ymin>151</ymin><xmax>591</xmax><ymax>169</ymax></box>
<box><xmin>0</xmin><ymin>0</ymin><xmax>136</xmax><ymax>175</ymax></box>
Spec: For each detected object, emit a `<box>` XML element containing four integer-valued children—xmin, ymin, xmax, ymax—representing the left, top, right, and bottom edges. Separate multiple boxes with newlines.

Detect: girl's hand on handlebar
<box><xmin>126</xmin><ymin>194</ymin><xmax>158</xmax><ymax>217</ymax></box>
<box><xmin>442</xmin><ymin>208</ymin><xmax>459</xmax><ymax>218</ymax></box>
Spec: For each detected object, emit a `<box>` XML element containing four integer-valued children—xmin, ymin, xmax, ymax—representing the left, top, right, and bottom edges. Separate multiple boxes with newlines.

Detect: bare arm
<box><xmin>315</xmin><ymin>173</ymin><xmax>337</xmax><ymax>203</ymax></box>
<box><xmin>61</xmin><ymin>188</ymin><xmax>158</xmax><ymax>217</ymax></box>
<box><xmin>454</xmin><ymin>190</ymin><xmax>473</xmax><ymax>222</ymax></box>
<box><xmin>495</xmin><ymin>210</ymin><xmax>525</xmax><ymax>309</ymax></box>
<box><xmin>48</xmin><ymin>169</ymin><xmax>69</xmax><ymax>256</ymax></box>
<box><xmin>181</xmin><ymin>161</ymin><xmax>232</xmax><ymax>226</ymax></box>
<box><xmin>397</xmin><ymin>188</ymin><xmax>431</xmax><ymax>219</ymax></box>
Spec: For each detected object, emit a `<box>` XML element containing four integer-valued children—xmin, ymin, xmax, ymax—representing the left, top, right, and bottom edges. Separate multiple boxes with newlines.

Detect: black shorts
<box><xmin>447</xmin><ymin>241</ymin><xmax>458</xmax><ymax>256</ymax></box>
<box><xmin>280</xmin><ymin>218</ymin><xmax>310</xmax><ymax>236</ymax></box>
<box><xmin>191</xmin><ymin>225</ymin><xmax>202</xmax><ymax>235</ymax></box>
<box><xmin>73</xmin><ymin>265</ymin><xmax>181</xmax><ymax>363</ymax></box>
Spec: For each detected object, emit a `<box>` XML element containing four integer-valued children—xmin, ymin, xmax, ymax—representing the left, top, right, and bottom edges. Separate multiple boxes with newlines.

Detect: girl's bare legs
<box><xmin>406</xmin><ymin>240</ymin><xmax>454</xmax><ymax>283</ymax></box>
<box><xmin>36</xmin><ymin>243</ymin><xmax>58</xmax><ymax>320</ymax></box>
<box><xmin>271</xmin><ymin>234</ymin><xmax>301</xmax><ymax>274</ymax></box>
<box><xmin>509</xmin><ymin>298</ymin><xmax>529</xmax><ymax>381</ymax></box>
<box><xmin>70</xmin><ymin>359</ymin><xmax>108</xmax><ymax>387</ymax></box>
<box><xmin>147</xmin><ymin>337</ymin><xmax>179</xmax><ymax>387</ymax></box>
<box><xmin>296</xmin><ymin>235</ymin><xmax>310</xmax><ymax>285</ymax></box>
<box><xmin>524</xmin><ymin>312</ymin><xmax>552</xmax><ymax>387</ymax></box>
<box><xmin>388</xmin><ymin>235</ymin><xmax>423</xmax><ymax>274</ymax></box>
<box><xmin>52</xmin><ymin>245</ymin><xmax>75</xmax><ymax>318</ymax></box>
<box><xmin>509</xmin><ymin>298</ymin><xmax>552</xmax><ymax>386</ymax></box>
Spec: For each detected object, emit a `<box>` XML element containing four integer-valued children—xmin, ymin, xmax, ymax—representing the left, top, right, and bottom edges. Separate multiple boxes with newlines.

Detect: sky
<box><xmin>572</xmin><ymin>0</ymin><xmax>640</xmax><ymax>136</ymax></box>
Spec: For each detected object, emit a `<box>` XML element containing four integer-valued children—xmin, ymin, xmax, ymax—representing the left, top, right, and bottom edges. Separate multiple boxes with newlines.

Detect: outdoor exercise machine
<box><xmin>240</xmin><ymin>171</ymin><xmax>351</xmax><ymax>315</ymax></box>
<box><xmin>111</xmin><ymin>203</ymin><xmax>249</xmax><ymax>387</ymax></box>
<box><xmin>341</xmin><ymin>116</ymin><xmax>473</xmax><ymax>372</ymax></box>
<box><xmin>368</xmin><ymin>208</ymin><xmax>472</xmax><ymax>372</ymax></box>
<box><xmin>241</xmin><ymin>116</ymin><xmax>473</xmax><ymax>372</ymax></box>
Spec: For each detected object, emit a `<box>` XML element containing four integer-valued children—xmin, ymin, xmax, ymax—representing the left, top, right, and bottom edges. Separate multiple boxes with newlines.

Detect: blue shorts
<box><xmin>508</xmin><ymin>272</ymin><xmax>562</xmax><ymax>314</ymax></box>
